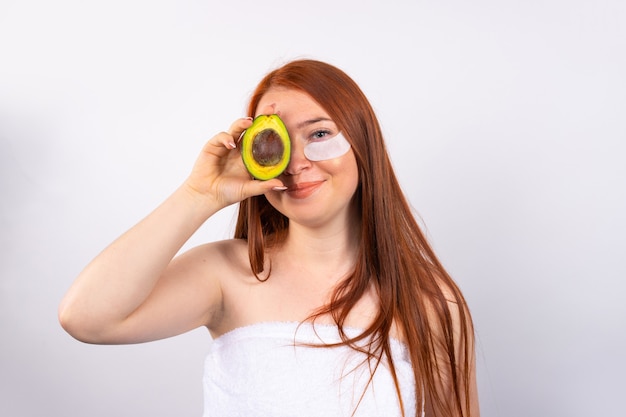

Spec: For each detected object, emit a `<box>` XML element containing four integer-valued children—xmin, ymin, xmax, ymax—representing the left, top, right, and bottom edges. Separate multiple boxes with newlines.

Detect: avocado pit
<box><xmin>252</xmin><ymin>129</ymin><xmax>285</xmax><ymax>166</ymax></box>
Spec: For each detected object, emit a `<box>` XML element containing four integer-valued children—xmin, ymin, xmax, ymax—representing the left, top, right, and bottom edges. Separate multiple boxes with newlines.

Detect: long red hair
<box><xmin>234</xmin><ymin>59</ymin><xmax>475</xmax><ymax>417</ymax></box>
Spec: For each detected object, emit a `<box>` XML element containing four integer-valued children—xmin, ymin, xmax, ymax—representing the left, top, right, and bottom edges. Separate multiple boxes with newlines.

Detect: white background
<box><xmin>1</xmin><ymin>1</ymin><xmax>624</xmax><ymax>416</ymax></box>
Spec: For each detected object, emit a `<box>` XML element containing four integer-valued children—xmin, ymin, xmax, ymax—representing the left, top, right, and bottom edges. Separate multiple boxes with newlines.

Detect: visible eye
<box><xmin>309</xmin><ymin>129</ymin><xmax>332</xmax><ymax>142</ymax></box>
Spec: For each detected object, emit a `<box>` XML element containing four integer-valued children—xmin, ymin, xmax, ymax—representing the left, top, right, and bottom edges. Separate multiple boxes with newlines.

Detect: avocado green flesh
<box><xmin>241</xmin><ymin>115</ymin><xmax>291</xmax><ymax>180</ymax></box>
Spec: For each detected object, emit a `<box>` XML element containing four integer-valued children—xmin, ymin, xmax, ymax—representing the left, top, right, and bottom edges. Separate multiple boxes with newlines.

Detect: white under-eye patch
<box><xmin>303</xmin><ymin>133</ymin><xmax>351</xmax><ymax>161</ymax></box>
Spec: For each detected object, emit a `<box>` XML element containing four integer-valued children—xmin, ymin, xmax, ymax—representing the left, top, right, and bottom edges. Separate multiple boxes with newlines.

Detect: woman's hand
<box><xmin>184</xmin><ymin>117</ymin><xmax>285</xmax><ymax>209</ymax></box>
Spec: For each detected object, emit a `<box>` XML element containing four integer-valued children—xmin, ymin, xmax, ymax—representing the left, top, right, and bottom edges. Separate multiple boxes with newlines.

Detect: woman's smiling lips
<box><xmin>284</xmin><ymin>181</ymin><xmax>325</xmax><ymax>199</ymax></box>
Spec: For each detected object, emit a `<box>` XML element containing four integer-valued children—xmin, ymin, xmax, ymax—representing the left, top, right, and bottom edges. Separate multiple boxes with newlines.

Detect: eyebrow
<box><xmin>296</xmin><ymin>117</ymin><xmax>334</xmax><ymax>129</ymax></box>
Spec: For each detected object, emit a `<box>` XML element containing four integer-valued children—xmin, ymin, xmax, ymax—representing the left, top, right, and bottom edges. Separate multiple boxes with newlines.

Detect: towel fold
<box><xmin>203</xmin><ymin>321</ymin><xmax>416</xmax><ymax>417</ymax></box>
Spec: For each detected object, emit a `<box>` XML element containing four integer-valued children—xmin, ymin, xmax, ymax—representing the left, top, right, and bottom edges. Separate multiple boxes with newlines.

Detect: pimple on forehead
<box><xmin>255</xmin><ymin>102</ymin><xmax>280</xmax><ymax>118</ymax></box>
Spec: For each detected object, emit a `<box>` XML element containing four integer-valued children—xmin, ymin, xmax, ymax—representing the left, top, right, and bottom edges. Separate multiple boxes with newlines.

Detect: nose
<box><xmin>284</xmin><ymin>137</ymin><xmax>311</xmax><ymax>175</ymax></box>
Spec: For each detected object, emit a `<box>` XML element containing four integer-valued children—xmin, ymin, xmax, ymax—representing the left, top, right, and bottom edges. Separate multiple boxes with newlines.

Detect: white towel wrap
<box><xmin>203</xmin><ymin>321</ymin><xmax>417</xmax><ymax>417</ymax></box>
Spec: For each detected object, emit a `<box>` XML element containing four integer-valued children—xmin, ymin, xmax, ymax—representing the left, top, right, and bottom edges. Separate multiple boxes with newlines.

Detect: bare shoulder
<box><xmin>421</xmin><ymin>272</ymin><xmax>474</xmax><ymax>348</ymax></box>
<box><xmin>171</xmin><ymin>238</ymin><xmax>258</xmax><ymax>296</ymax></box>
<box><xmin>176</xmin><ymin>238</ymin><xmax>265</xmax><ymax>335</ymax></box>
<box><xmin>432</xmin><ymin>273</ymin><xmax>471</xmax><ymax>316</ymax></box>
<box><xmin>176</xmin><ymin>238</ymin><xmax>250</xmax><ymax>275</ymax></box>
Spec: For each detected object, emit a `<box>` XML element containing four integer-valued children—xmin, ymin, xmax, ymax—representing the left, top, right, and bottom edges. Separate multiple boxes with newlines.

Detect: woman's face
<box><xmin>256</xmin><ymin>87</ymin><xmax>359</xmax><ymax>229</ymax></box>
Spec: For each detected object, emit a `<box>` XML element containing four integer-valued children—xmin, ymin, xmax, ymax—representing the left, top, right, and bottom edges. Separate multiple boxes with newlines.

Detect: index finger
<box><xmin>228</xmin><ymin>117</ymin><xmax>254</xmax><ymax>143</ymax></box>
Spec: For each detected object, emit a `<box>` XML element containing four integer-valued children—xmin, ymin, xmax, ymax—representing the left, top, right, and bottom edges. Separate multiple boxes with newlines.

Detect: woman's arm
<box><xmin>58</xmin><ymin>118</ymin><xmax>284</xmax><ymax>344</ymax></box>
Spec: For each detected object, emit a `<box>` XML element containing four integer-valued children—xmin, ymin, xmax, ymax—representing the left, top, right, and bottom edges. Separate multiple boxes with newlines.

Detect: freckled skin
<box><xmin>252</xmin><ymin>129</ymin><xmax>284</xmax><ymax>166</ymax></box>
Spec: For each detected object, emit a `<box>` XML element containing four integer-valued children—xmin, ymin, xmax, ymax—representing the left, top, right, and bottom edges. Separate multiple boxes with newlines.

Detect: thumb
<box><xmin>242</xmin><ymin>178</ymin><xmax>286</xmax><ymax>197</ymax></box>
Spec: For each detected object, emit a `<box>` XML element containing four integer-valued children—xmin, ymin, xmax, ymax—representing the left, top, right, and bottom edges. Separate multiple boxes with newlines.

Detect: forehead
<box><xmin>255</xmin><ymin>88</ymin><xmax>330</xmax><ymax>120</ymax></box>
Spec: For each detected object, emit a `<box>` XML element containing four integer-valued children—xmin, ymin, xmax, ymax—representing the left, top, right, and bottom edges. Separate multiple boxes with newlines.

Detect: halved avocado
<box><xmin>241</xmin><ymin>114</ymin><xmax>291</xmax><ymax>180</ymax></box>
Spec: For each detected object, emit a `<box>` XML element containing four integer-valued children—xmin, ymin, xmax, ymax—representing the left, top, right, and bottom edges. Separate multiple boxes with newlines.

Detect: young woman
<box><xmin>59</xmin><ymin>59</ymin><xmax>479</xmax><ymax>417</ymax></box>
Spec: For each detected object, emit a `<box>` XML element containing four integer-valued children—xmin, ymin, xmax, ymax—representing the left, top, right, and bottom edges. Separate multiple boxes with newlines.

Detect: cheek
<box><xmin>325</xmin><ymin>152</ymin><xmax>359</xmax><ymax>191</ymax></box>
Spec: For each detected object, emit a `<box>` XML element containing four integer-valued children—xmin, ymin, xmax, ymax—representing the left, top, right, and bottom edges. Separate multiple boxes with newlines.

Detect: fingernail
<box><xmin>228</xmin><ymin>142</ymin><xmax>237</xmax><ymax>149</ymax></box>
<box><xmin>272</xmin><ymin>186</ymin><xmax>288</xmax><ymax>191</ymax></box>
